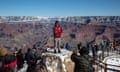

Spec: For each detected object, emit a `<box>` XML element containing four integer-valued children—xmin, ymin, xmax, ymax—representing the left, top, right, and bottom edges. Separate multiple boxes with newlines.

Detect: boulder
<box><xmin>42</xmin><ymin>49</ymin><xmax>74</xmax><ymax>72</ymax></box>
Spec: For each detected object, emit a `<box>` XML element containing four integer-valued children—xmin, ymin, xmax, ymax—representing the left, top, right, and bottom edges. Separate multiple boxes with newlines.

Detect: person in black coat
<box><xmin>17</xmin><ymin>49</ymin><xmax>24</xmax><ymax>70</ymax></box>
<box><xmin>71</xmin><ymin>47</ymin><xmax>94</xmax><ymax>72</ymax></box>
<box><xmin>25</xmin><ymin>48</ymin><xmax>35</xmax><ymax>72</ymax></box>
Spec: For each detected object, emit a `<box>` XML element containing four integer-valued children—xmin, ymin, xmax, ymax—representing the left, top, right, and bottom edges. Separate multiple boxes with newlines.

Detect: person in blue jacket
<box><xmin>65</xmin><ymin>42</ymin><xmax>71</xmax><ymax>50</ymax></box>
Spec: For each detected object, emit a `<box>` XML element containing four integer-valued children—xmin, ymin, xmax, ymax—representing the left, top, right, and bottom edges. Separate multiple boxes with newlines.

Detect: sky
<box><xmin>0</xmin><ymin>0</ymin><xmax>120</xmax><ymax>16</ymax></box>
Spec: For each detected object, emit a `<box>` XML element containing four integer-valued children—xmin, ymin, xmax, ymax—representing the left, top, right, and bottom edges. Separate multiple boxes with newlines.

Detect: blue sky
<box><xmin>0</xmin><ymin>0</ymin><xmax>120</xmax><ymax>16</ymax></box>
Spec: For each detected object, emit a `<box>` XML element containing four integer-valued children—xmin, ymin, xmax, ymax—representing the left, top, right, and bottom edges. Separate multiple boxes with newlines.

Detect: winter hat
<box><xmin>0</xmin><ymin>48</ymin><xmax>8</xmax><ymax>56</ymax></box>
<box><xmin>55</xmin><ymin>21</ymin><xmax>59</xmax><ymax>24</ymax></box>
<box><xmin>79</xmin><ymin>46</ymin><xmax>89</xmax><ymax>55</ymax></box>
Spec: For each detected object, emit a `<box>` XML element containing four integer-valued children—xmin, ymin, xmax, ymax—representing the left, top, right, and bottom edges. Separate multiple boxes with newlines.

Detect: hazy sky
<box><xmin>0</xmin><ymin>0</ymin><xmax>120</xmax><ymax>16</ymax></box>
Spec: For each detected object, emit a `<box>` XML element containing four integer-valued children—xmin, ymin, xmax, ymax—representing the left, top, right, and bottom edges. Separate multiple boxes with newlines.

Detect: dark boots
<box><xmin>54</xmin><ymin>49</ymin><xmax>61</xmax><ymax>53</ymax></box>
<box><xmin>54</xmin><ymin>49</ymin><xmax>57</xmax><ymax>53</ymax></box>
<box><xmin>58</xmin><ymin>49</ymin><xmax>61</xmax><ymax>53</ymax></box>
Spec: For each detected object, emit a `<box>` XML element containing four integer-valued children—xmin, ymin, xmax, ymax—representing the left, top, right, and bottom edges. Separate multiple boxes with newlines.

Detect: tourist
<box><xmin>71</xmin><ymin>47</ymin><xmax>94</xmax><ymax>72</ymax></box>
<box><xmin>102</xmin><ymin>40</ymin><xmax>107</xmax><ymax>51</ymax></box>
<box><xmin>92</xmin><ymin>43</ymin><xmax>98</xmax><ymax>58</ymax></box>
<box><xmin>53</xmin><ymin>21</ymin><xmax>62</xmax><ymax>53</ymax></box>
<box><xmin>113</xmin><ymin>40</ymin><xmax>117</xmax><ymax>50</ymax></box>
<box><xmin>86</xmin><ymin>42</ymin><xmax>90</xmax><ymax>51</ymax></box>
<box><xmin>77</xmin><ymin>42</ymin><xmax>82</xmax><ymax>50</ymax></box>
<box><xmin>0</xmin><ymin>48</ymin><xmax>17</xmax><ymax>72</ymax></box>
<box><xmin>17</xmin><ymin>49</ymin><xmax>24</xmax><ymax>70</ymax></box>
<box><xmin>65</xmin><ymin>42</ymin><xmax>71</xmax><ymax>51</ymax></box>
<box><xmin>25</xmin><ymin>48</ymin><xmax>35</xmax><ymax>72</ymax></box>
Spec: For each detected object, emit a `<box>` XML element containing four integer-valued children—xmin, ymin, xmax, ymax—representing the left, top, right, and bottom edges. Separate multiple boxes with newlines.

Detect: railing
<box><xmin>95</xmin><ymin>59</ymin><xmax>120</xmax><ymax>72</ymax></box>
<box><xmin>94</xmin><ymin>46</ymin><xmax>120</xmax><ymax>72</ymax></box>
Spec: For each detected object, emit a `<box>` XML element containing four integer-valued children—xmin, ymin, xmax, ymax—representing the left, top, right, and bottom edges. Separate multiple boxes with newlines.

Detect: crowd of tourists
<box><xmin>0</xmin><ymin>39</ymin><xmax>119</xmax><ymax>72</ymax></box>
<box><xmin>0</xmin><ymin>45</ymin><xmax>47</xmax><ymax>72</ymax></box>
<box><xmin>70</xmin><ymin>39</ymin><xmax>120</xmax><ymax>72</ymax></box>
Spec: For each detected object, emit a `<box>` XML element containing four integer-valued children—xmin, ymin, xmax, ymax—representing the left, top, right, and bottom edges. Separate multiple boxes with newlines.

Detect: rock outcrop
<box><xmin>42</xmin><ymin>49</ymin><xmax>74</xmax><ymax>72</ymax></box>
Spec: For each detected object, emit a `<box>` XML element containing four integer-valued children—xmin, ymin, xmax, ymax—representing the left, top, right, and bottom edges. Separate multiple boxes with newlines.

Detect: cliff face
<box><xmin>0</xmin><ymin>16</ymin><xmax>120</xmax><ymax>48</ymax></box>
<box><xmin>0</xmin><ymin>16</ymin><xmax>120</xmax><ymax>24</ymax></box>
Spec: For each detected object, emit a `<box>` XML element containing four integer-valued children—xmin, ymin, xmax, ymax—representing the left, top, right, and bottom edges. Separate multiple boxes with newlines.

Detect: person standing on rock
<box><xmin>53</xmin><ymin>21</ymin><xmax>62</xmax><ymax>53</ymax></box>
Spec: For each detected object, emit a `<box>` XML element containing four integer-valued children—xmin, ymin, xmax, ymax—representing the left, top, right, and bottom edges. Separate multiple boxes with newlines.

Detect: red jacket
<box><xmin>53</xmin><ymin>26</ymin><xmax>62</xmax><ymax>38</ymax></box>
<box><xmin>3</xmin><ymin>58</ymin><xmax>17</xmax><ymax>68</ymax></box>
